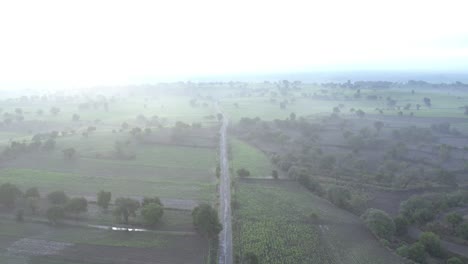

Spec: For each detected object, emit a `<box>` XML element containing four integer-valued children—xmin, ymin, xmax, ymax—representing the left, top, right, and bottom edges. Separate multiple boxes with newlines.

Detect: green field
<box><xmin>233</xmin><ymin>180</ymin><xmax>403</xmax><ymax>264</ymax></box>
<box><xmin>220</xmin><ymin>86</ymin><xmax>468</xmax><ymax>123</ymax></box>
<box><xmin>230</xmin><ymin>138</ymin><xmax>275</xmax><ymax>178</ymax></box>
<box><xmin>0</xmin><ymin>218</ymin><xmax>208</xmax><ymax>264</ymax></box>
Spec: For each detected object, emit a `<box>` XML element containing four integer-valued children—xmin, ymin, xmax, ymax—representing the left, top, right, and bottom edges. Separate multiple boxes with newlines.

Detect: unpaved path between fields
<box><xmin>217</xmin><ymin>108</ymin><xmax>233</xmax><ymax>264</ymax></box>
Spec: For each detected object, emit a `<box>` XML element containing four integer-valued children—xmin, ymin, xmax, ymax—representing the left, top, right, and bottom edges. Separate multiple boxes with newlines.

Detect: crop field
<box><xmin>232</xmin><ymin>180</ymin><xmax>403</xmax><ymax>264</ymax></box>
<box><xmin>230</xmin><ymin>138</ymin><xmax>275</xmax><ymax>178</ymax></box>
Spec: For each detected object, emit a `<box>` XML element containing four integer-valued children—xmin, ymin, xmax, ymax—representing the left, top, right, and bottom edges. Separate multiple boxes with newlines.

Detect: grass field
<box><xmin>220</xmin><ymin>86</ymin><xmax>468</xmax><ymax>123</ymax></box>
<box><xmin>233</xmin><ymin>180</ymin><xmax>403</xmax><ymax>264</ymax></box>
<box><xmin>230</xmin><ymin>138</ymin><xmax>275</xmax><ymax>178</ymax></box>
<box><xmin>0</xmin><ymin>218</ymin><xmax>208</xmax><ymax>264</ymax></box>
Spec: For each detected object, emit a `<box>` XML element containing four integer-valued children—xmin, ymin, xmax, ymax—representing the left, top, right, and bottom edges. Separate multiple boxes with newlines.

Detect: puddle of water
<box><xmin>88</xmin><ymin>224</ymin><xmax>148</xmax><ymax>232</ymax></box>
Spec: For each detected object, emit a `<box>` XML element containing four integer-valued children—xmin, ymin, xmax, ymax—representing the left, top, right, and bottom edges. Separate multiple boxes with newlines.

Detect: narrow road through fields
<box><xmin>218</xmin><ymin>111</ymin><xmax>233</xmax><ymax>264</ymax></box>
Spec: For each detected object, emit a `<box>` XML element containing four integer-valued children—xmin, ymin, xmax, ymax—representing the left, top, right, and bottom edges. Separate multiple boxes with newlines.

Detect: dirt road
<box><xmin>218</xmin><ymin>112</ymin><xmax>233</xmax><ymax>264</ymax></box>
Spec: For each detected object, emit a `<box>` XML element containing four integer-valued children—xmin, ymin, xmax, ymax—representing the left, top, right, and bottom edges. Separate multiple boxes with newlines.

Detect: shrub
<box><xmin>419</xmin><ymin>232</ymin><xmax>444</xmax><ymax>258</ymax></box>
<box><xmin>361</xmin><ymin>208</ymin><xmax>395</xmax><ymax>240</ymax></box>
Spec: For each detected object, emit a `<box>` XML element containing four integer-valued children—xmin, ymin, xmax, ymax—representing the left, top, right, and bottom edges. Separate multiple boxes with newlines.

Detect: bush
<box><xmin>361</xmin><ymin>208</ymin><xmax>395</xmax><ymax>240</ymax></box>
<box><xmin>419</xmin><ymin>232</ymin><xmax>444</xmax><ymax>258</ymax></box>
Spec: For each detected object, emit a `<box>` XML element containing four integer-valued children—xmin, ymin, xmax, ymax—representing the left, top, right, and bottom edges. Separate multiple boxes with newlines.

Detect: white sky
<box><xmin>0</xmin><ymin>0</ymin><xmax>467</xmax><ymax>88</ymax></box>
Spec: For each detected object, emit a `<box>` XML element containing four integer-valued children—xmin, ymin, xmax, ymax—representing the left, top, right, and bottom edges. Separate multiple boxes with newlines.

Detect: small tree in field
<box><xmin>97</xmin><ymin>191</ymin><xmax>111</xmax><ymax>210</ymax></box>
<box><xmin>419</xmin><ymin>232</ymin><xmax>444</xmax><ymax>257</ymax></box>
<box><xmin>65</xmin><ymin>197</ymin><xmax>88</xmax><ymax>216</ymax></box>
<box><xmin>24</xmin><ymin>187</ymin><xmax>40</xmax><ymax>214</ymax></box>
<box><xmin>361</xmin><ymin>208</ymin><xmax>395</xmax><ymax>240</ymax></box>
<box><xmin>446</xmin><ymin>212</ymin><xmax>463</xmax><ymax>229</ymax></box>
<box><xmin>47</xmin><ymin>206</ymin><xmax>65</xmax><ymax>225</ymax></box>
<box><xmin>47</xmin><ymin>191</ymin><xmax>68</xmax><ymax>205</ymax></box>
<box><xmin>62</xmin><ymin>148</ymin><xmax>77</xmax><ymax>160</ymax></box>
<box><xmin>192</xmin><ymin>204</ymin><xmax>222</xmax><ymax>239</ymax></box>
<box><xmin>142</xmin><ymin>197</ymin><xmax>162</xmax><ymax>207</ymax></box>
<box><xmin>0</xmin><ymin>183</ymin><xmax>22</xmax><ymax>208</ymax></box>
<box><xmin>236</xmin><ymin>168</ymin><xmax>250</xmax><ymax>178</ymax></box>
<box><xmin>141</xmin><ymin>203</ymin><xmax>164</xmax><ymax>226</ymax></box>
<box><xmin>113</xmin><ymin>198</ymin><xmax>140</xmax><ymax>224</ymax></box>
<box><xmin>272</xmin><ymin>170</ymin><xmax>279</xmax><ymax>179</ymax></box>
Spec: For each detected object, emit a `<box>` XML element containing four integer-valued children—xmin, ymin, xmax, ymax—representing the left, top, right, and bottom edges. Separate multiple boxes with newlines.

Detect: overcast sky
<box><xmin>0</xmin><ymin>0</ymin><xmax>467</xmax><ymax>88</ymax></box>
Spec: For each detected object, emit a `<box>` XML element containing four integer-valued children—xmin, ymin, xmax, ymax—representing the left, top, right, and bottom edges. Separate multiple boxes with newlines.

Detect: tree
<box><xmin>142</xmin><ymin>197</ymin><xmax>162</xmax><ymax>207</ymax></box>
<box><xmin>72</xmin><ymin>113</ymin><xmax>80</xmax><ymax>122</ymax></box>
<box><xmin>398</xmin><ymin>242</ymin><xmax>427</xmax><ymax>264</ymax></box>
<box><xmin>236</xmin><ymin>168</ymin><xmax>250</xmax><ymax>178</ymax></box>
<box><xmin>356</xmin><ymin>109</ymin><xmax>365</xmax><ymax>118</ymax></box>
<box><xmin>65</xmin><ymin>197</ymin><xmax>88</xmax><ymax>215</ymax></box>
<box><xmin>97</xmin><ymin>191</ymin><xmax>111</xmax><ymax>209</ymax></box>
<box><xmin>192</xmin><ymin>203</ymin><xmax>222</xmax><ymax>239</ymax></box>
<box><xmin>24</xmin><ymin>187</ymin><xmax>40</xmax><ymax>214</ymax></box>
<box><xmin>46</xmin><ymin>206</ymin><xmax>65</xmax><ymax>225</ymax></box>
<box><xmin>47</xmin><ymin>191</ymin><xmax>69</xmax><ymax>205</ymax></box>
<box><xmin>457</xmin><ymin>222</ymin><xmax>468</xmax><ymax>240</ymax></box>
<box><xmin>0</xmin><ymin>183</ymin><xmax>22</xmax><ymax>208</ymax></box>
<box><xmin>272</xmin><ymin>170</ymin><xmax>279</xmax><ymax>179</ymax></box>
<box><xmin>289</xmin><ymin>112</ymin><xmax>296</xmax><ymax>121</ymax></box>
<box><xmin>113</xmin><ymin>197</ymin><xmax>140</xmax><ymax>224</ymax></box>
<box><xmin>141</xmin><ymin>202</ymin><xmax>164</xmax><ymax>226</ymax></box>
<box><xmin>394</xmin><ymin>215</ymin><xmax>408</xmax><ymax>236</ymax></box>
<box><xmin>50</xmin><ymin>107</ymin><xmax>60</xmax><ymax>115</ymax></box>
<box><xmin>446</xmin><ymin>212</ymin><xmax>463</xmax><ymax>229</ymax></box>
<box><xmin>327</xmin><ymin>186</ymin><xmax>351</xmax><ymax>209</ymax></box>
<box><xmin>15</xmin><ymin>209</ymin><xmax>24</xmax><ymax>222</ymax></box>
<box><xmin>243</xmin><ymin>252</ymin><xmax>259</xmax><ymax>264</ymax></box>
<box><xmin>361</xmin><ymin>208</ymin><xmax>395</xmax><ymax>240</ymax></box>
<box><xmin>42</xmin><ymin>138</ymin><xmax>56</xmax><ymax>151</ymax></box>
<box><xmin>423</xmin><ymin>97</ymin><xmax>431</xmax><ymax>107</ymax></box>
<box><xmin>419</xmin><ymin>232</ymin><xmax>444</xmax><ymax>257</ymax></box>
<box><xmin>373</xmin><ymin>121</ymin><xmax>384</xmax><ymax>134</ymax></box>
<box><xmin>62</xmin><ymin>148</ymin><xmax>77</xmax><ymax>160</ymax></box>
<box><xmin>24</xmin><ymin>187</ymin><xmax>40</xmax><ymax>198</ymax></box>
<box><xmin>447</xmin><ymin>257</ymin><xmax>463</xmax><ymax>264</ymax></box>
